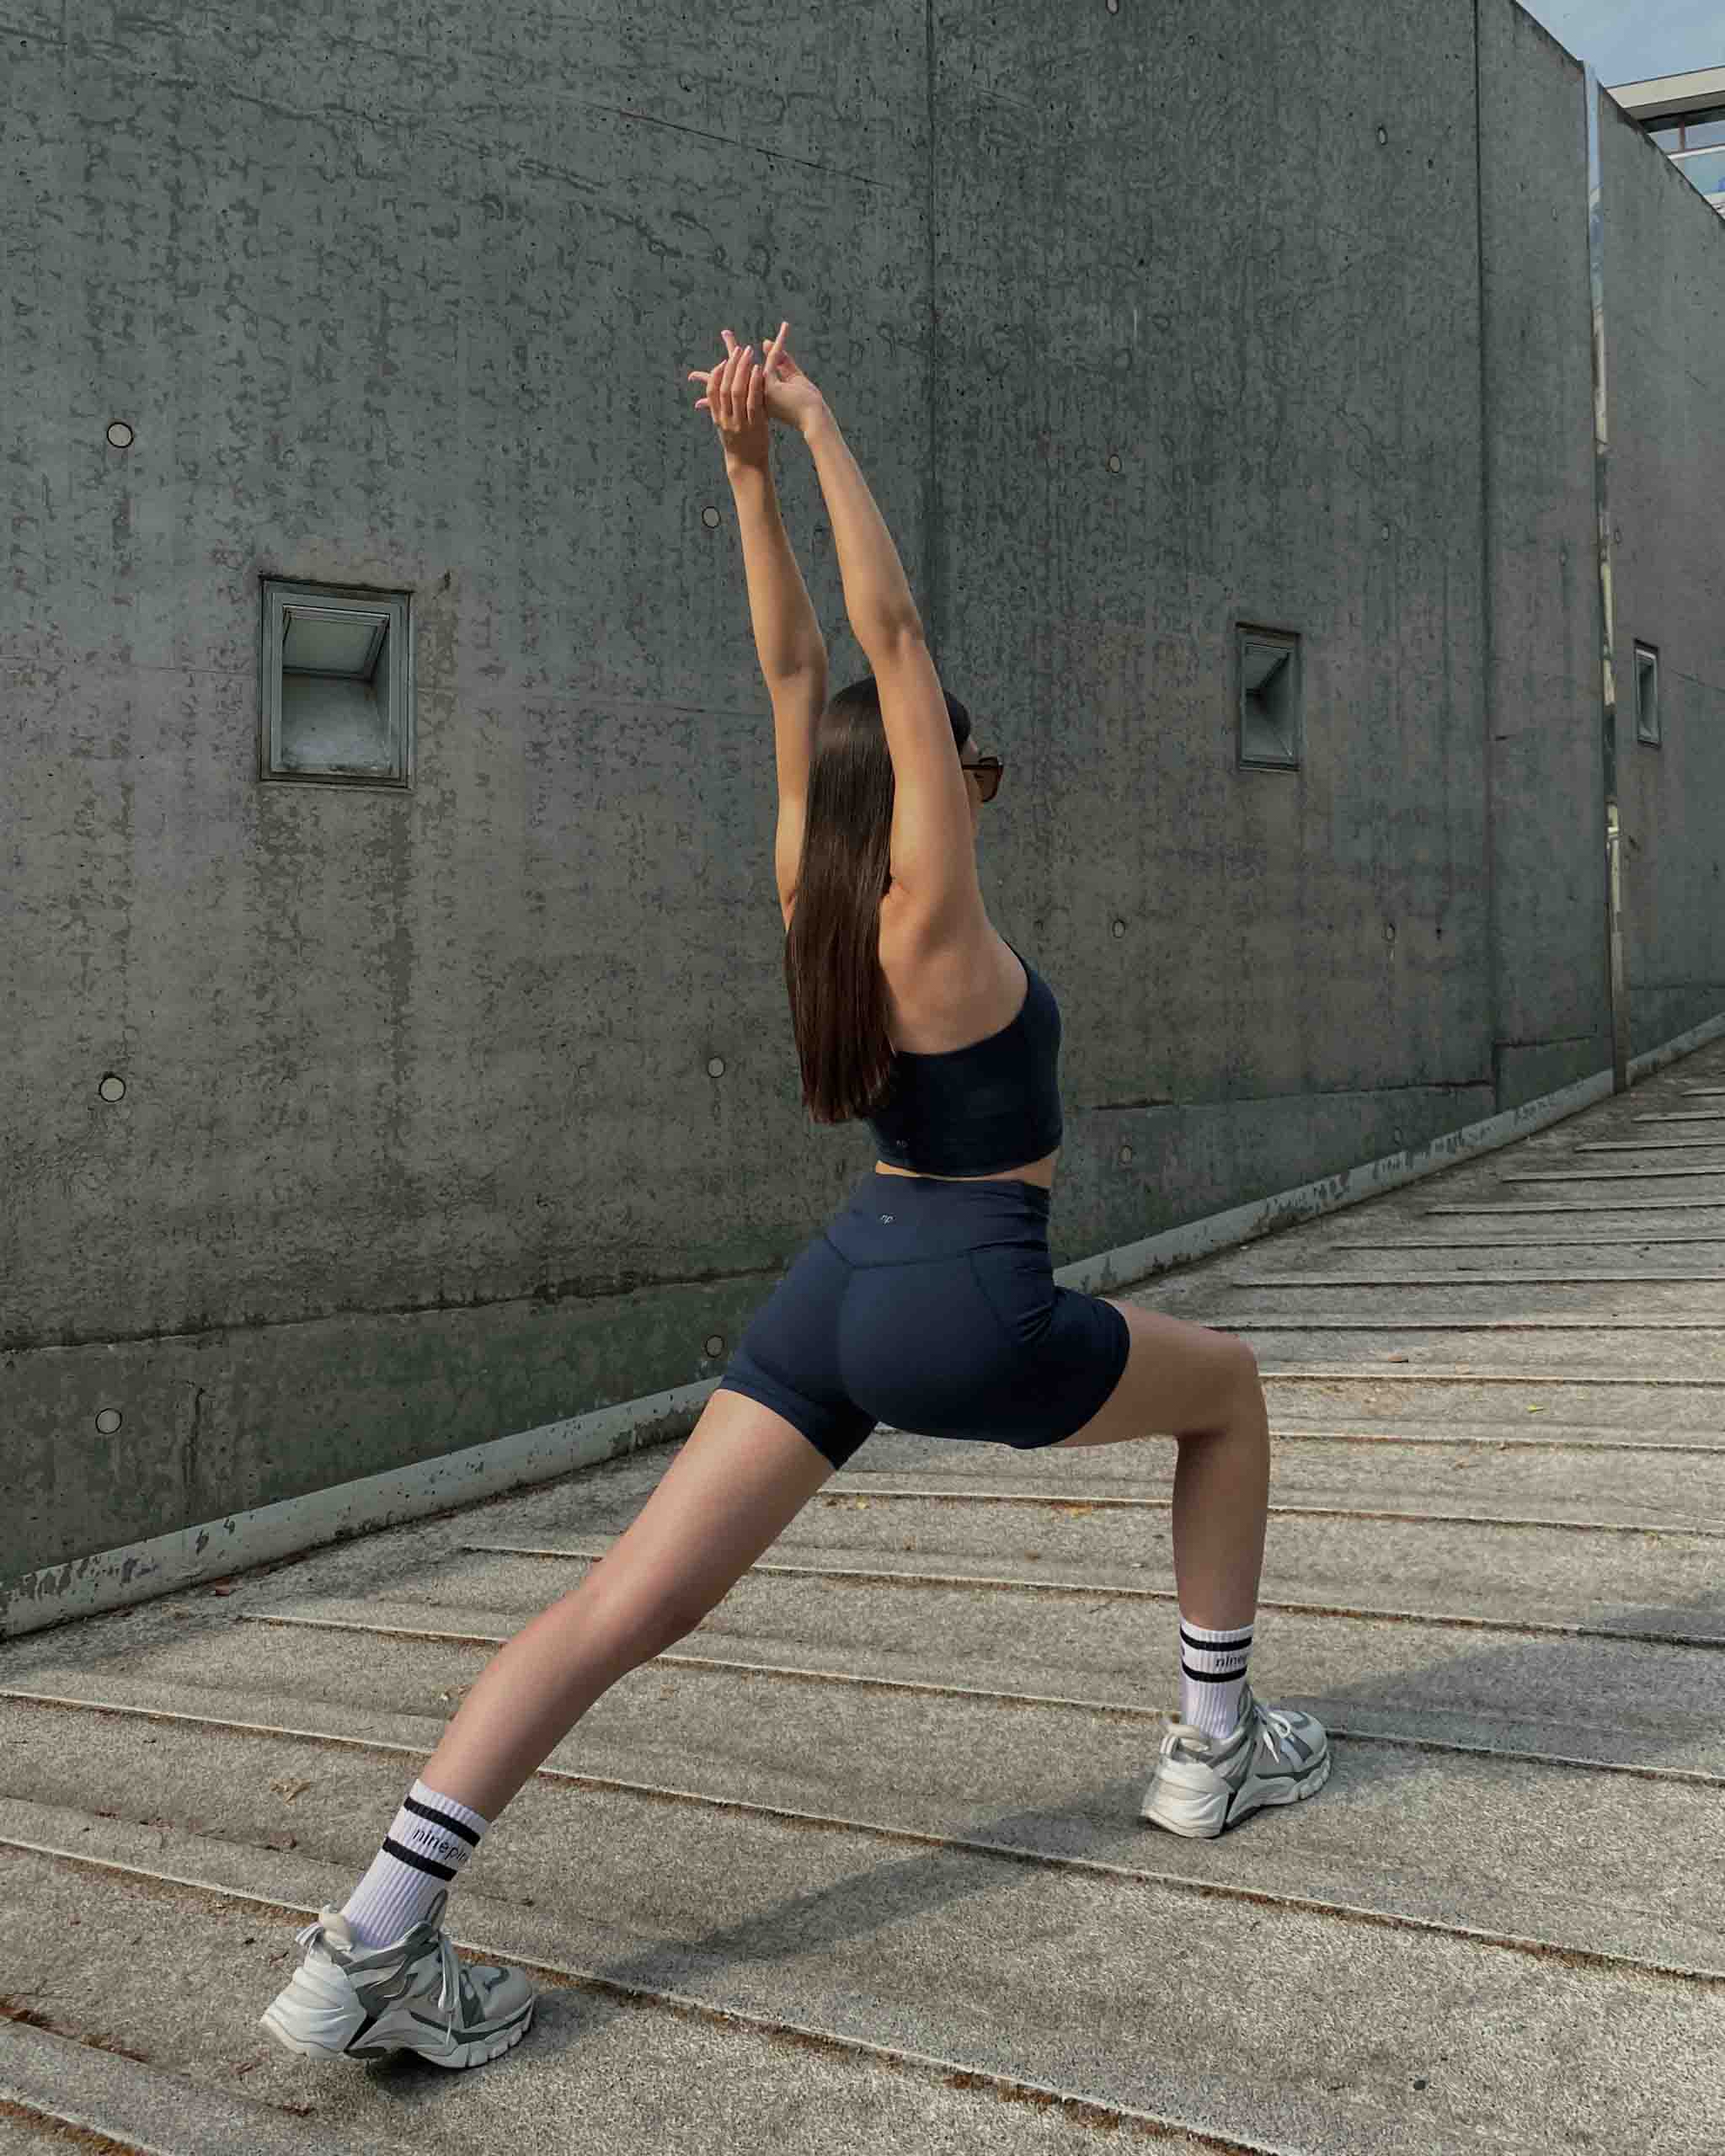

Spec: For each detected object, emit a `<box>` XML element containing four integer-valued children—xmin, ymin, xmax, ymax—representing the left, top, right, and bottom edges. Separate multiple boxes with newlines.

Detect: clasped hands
<box><xmin>688</xmin><ymin>319</ymin><xmax>828</xmax><ymax>474</ymax></box>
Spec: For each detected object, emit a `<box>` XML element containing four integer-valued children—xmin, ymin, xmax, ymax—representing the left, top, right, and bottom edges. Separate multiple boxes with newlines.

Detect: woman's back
<box><xmin>869</xmin><ymin>896</ymin><xmax>1062</xmax><ymax>1187</ymax></box>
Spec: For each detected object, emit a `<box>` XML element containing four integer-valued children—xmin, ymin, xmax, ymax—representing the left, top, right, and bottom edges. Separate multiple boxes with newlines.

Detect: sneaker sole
<box><xmin>260</xmin><ymin>1991</ymin><xmax>534</xmax><ymax>2070</ymax></box>
<box><xmin>1140</xmin><ymin>1743</ymin><xmax>1332</xmax><ymax>1838</ymax></box>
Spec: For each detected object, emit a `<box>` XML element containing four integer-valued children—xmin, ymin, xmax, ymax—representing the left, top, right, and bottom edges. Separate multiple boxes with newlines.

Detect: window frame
<box><xmin>1236</xmin><ymin>622</ymin><xmax>1303</xmax><ymax>773</ymax></box>
<box><xmin>260</xmin><ymin>577</ymin><xmax>414</xmax><ymax>789</ymax></box>
<box><xmin>1633</xmin><ymin>640</ymin><xmax>1661</xmax><ymax>748</ymax></box>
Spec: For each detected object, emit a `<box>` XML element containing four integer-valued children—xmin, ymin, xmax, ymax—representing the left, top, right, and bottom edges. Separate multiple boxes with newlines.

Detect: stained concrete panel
<box><xmin>929</xmin><ymin>0</ymin><xmax>1491</xmax><ymax>1125</ymax></box>
<box><xmin>1598</xmin><ymin>86</ymin><xmax>1725</xmax><ymax>1055</ymax></box>
<box><xmin>1477</xmin><ymin>3</ymin><xmax>1609</xmax><ymax>1110</ymax></box>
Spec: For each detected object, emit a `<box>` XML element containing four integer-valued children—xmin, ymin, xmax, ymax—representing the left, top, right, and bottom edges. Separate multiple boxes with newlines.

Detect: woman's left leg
<box><xmin>418</xmin><ymin>1386</ymin><xmax>836</xmax><ymax>1822</ymax></box>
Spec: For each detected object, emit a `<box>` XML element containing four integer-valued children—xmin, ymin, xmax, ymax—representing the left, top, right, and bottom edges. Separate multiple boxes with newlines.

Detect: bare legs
<box><xmin>404</xmin><ymin>1302</ymin><xmax>1268</xmax><ymax>1822</ymax></box>
<box><xmin>1166</xmin><ymin>1367</ymin><xmax>1269</xmax><ymax>1630</ymax></box>
<box><xmin>415</xmin><ymin>1390</ymin><xmax>835</xmax><ymax>1822</ymax></box>
<box><xmin>1053</xmin><ymin>1303</ymin><xmax>1269</xmax><ymax>1631</ymax></box>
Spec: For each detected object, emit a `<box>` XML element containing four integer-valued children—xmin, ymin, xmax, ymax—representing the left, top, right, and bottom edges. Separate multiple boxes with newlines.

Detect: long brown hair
<box><xmin>784</xmin><ymin>671</ymin><xmax>973</xmax><ymax>1125</ymax></box>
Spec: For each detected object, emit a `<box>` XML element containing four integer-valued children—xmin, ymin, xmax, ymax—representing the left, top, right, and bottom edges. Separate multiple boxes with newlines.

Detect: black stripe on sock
<box><xmin>1181</xmin><ymin>1659</ymin><xmax>1247</xmax><ymax>1684</ymax></box>
<box><xmin>1179</xmin><ymin>1625</ymin><xmax>1252</xmax><ymax>1653</ymax></box>
<box><xmin>381</xmin><ymin>1834</ymin><xmax>458</xmax><ymax>1881</ymax></box>
<box><xmin>402</xmin><ymin>1795</ymin><xmax>482</xmax><ymax>1847</ymax></box>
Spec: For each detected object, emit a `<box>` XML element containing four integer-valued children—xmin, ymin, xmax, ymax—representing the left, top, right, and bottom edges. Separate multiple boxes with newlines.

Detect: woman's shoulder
<box><xmin>879</xmin><ymin>883</ymin><xmax>1001</xmax><ymax>972</ymax></box>
<box><xmin>877</xmin><ymin>894</ymin><xmax>1019</xmax><ymax>1052</ymax></box>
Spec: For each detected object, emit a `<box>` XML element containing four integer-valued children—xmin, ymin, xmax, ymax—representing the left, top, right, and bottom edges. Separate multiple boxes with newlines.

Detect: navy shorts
<box><xmin>717</xmin><ymin>1168</ymin><xmax>1134</xmax><ymax>1470</ymax></box>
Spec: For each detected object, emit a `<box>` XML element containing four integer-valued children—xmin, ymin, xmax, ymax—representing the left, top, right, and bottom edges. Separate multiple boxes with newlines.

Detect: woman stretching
<box><xmin>261</xmin><ymin>318</ymin><xmax>1330</xmax><ymax>2071</ymax></box>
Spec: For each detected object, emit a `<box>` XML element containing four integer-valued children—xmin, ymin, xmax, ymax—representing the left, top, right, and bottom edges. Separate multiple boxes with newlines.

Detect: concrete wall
<box><xmin>943</xmin><ymin>0</ymin><xmax>1499</xmax><ymax>1243</ymax></box>
<box><xmin>1480</xmin><ymin>6</ymin><xmax>1609</xmax><ymax>1109</ymax></box>
<box><xmin>3</xmin><ymin>0</ymin><xmax>1716</xmax><ymax>1584</ymax></box>
<box><xmin>1598</xmin><ymin>88</ymin><xmax>1725</xmax><ymax>1055</ymax></box>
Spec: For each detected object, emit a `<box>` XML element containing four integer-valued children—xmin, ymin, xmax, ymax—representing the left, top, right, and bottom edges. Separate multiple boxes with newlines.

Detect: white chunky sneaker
<box><xmin>259</xmin><ymin>1886</ymin><xmax>535</xmax><ymax>2068</ymax></box>
<box><xmin>1140</xmin><ymin>1684</ymin><xmax>1331</xmax><ymax>1838</ymax></box>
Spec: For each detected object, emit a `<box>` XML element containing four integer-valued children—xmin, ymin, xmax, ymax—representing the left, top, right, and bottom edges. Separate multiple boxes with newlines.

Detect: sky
<box><xmin>1519</xmin><ymin>0</ymin><xmax>1722</xmax><ymax>88</ymax></box>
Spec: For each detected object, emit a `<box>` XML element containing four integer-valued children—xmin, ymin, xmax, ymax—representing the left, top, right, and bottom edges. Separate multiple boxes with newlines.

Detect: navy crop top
<box><xmin>865</xmin><ymin>938</ymin><xmax>1065</xmax><ymax>1177</ymax></box>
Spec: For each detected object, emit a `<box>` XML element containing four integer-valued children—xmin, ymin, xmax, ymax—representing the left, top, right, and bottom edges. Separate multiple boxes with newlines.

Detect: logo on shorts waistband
<box><xmin>879</xmin><ymin>1214</ymin><xmax>895</xmax><ymax>1224</ymax></box>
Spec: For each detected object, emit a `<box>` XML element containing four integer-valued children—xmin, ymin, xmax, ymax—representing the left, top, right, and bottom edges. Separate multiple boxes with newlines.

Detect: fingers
<box><xmin>690</xmin><ymin>323</ymin><xmax>788</xmax><ymax>424</ymax></box>
<box><xmin>728</xmin><ymin>341</ymin><xmax>753</xmax><ymax>423</ymax></box>
<box><xmin>724</xmin><ymin>328</ymin><xmax>747</xmax><ymax>418</ymax></box>
<box><xmin>693</xmin><ymin>330</ymin><xmax>739</xmax><ymax>428</ymax></box>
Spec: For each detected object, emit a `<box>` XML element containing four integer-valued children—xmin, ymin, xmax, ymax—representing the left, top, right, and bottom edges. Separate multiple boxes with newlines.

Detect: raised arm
<box><xmin>693</xmin><ymin>328</ymin><xmax>831</xmax><ymax>818</ymax></box>
<box><xmin>728</xmin><ymin>459</ymin><xmax>828</xmax><ymax>689</ymax></box>
<box><xmin>729</xmin><ymin>458</ymin><xmax>829</xmax><ymax>818</ymax></box>
<box><xmin>800</xmin><ymin>407</ymin><xmax>980</xmax><ymax>940</ymax></box>
<box><xmin>798</xmin><ymin>407</ymin><xmax>922</xmax><ymax>652</ymax></box>
<box><xmin>695</xmin><ymin>323</ymin><xmax>980</xmax><ymax>939</ymax></box>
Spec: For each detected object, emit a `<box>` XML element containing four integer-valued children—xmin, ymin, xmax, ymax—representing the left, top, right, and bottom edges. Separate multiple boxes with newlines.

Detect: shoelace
<box><xmin>1159</xmin><ymin>1698</ymin><xmax>1297</xmax><ymax>1764</ymax></box>
<box><xmin>300</xmin><ymin>1917</ymin><xmax>467</xmax><ymax>2058</ymax></box>
<box><xmin>430</xmin><ymin>1931</ymin><xmax>465</xmax><ymax>2054</ymax></box>
<box><xmin>1258</xmin><ymin>1703</ymin><xmax>1298</xmax><ymax>1753</ymax></box>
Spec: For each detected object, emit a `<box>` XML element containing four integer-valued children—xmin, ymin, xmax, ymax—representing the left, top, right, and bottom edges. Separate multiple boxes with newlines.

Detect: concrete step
<box><xmin>1168</xmin><ymin>1281</ymin><xmax>1725</xmax><ymax>1319</ymax></box>
<box><xmin>1418</xmin><ymin>1206</ymin><xmax>1725</xmax><ymax>1232</ymax></box>
<box><xmin>1</xmin><ymin>1839</ymin><xmax>1193</xmax><ymax>2156</ymax></box>
<box><xmin>16</xmin><ymin>1572</ymin><xmax>1725</xmax><ymax>1780</ymax></box>
<box><xmin>214</xmin><ymin>1561</ymin><xmax>1725</xmax><ymax>1775</ymax></box>
<box><xmin>1304</xmin><ymin>1227</ymin><xmax>1725</xmax><ymax>1256</ymax></box>
<box><xmin>1231</xmin><ymin>1255</ymin><xmax>1725</xmax><ymax>1282</ymax></box>
<box><xmin>1217</xmin><ymin>1326</ymin><xmax>1723</xmax><ymax>1374</ymax></box>
<box><xmin>447</xmin><ymin>1492</ymin><xmax>1725</xmax><ymax>1641</ymax></box>
<box><xmin>0</xmin><ymin>1712</ymin><xmax>1715</xmax><ymax>2153</ymax></box>
<box><xmin>1431</xmin><ymin>1155</ymin><xmax>1725</xmax><ymax>1190</ymax></box>
<box><xmin>1491</xmin><ymin>1171</ymin><xmax>1725</xmax><ymax>1191</ymax></box>
<box><xmin>1539</xmin><ymin>1135</ymin><xmax>1725</xmax><ymax>1155</ymax></box>
<box><xmin>837</xmin><ymin>1429</ymin><xmax>1725</xmax><ymax>1530</ymax></box>
<box><xmin>1254</xmin><ymin>1372</ymin><xmax>1725</xmax><ymax>1439</ymax></box>
<box><xmin>0</xmin><ymin>2011</ymin><xmax>357</xmax><ymax>2156</ymax></box>
<box><xmin>3</xmin><ymin>1620</ymin><xmax>1721</xmax><ymax>1976</ymax></box>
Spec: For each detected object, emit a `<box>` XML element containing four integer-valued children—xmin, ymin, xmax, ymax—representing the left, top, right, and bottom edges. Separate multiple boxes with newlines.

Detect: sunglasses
<box><xmin>964</xmin><ymin>755</ymin><xmax>1004</xmax><ymax>803</ymax></box>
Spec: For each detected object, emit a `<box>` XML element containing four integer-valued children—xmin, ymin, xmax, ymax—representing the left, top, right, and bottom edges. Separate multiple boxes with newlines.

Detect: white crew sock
<box><xmin>1178</xmin><ymin>1616</ymin><xmax>1254</xmax><ymax>1740</ymax></box>
<box><xmin>339</xmin><ymin>1779</ymin><xmax>489</xmax><ymax>1948</ymax></box>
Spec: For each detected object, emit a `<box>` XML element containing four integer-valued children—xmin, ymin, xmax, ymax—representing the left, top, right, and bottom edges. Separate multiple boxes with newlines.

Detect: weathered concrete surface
<box><xmin>844</xmin><ymin>1428</ymin><xmax>1725</xmax><ymax>1531</ymax></box>
<box><xmin>3</xmin><ymin>1033</ymin><xmax>1724</xmax><ymax>2152</ymax></box>
<box><xmin>1598</xmin><ymin>84</ymin><xmax>1725</xmax><ymax>1057</ymax></box>
<box><xmin>2</xmin><ymin>1865</ymin><xmax>1203</xmax><ymax>2156</ymax></box>
<box><xmin>12</xmin><ymin>0</ymin><xmax>1721</xmax><ymax>1580</ymax></box>
<box><xmin>1478</xmin><ymin>1</ymin><xmax>1609</xmax><ymax>1113</ymax></box>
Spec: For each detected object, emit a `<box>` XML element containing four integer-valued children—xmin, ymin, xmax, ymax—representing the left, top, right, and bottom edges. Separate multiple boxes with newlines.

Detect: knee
<box><xmin>1207</xmin><ymin>1329</ymin><xmax>1258</xmax><ymax>1389</ymax></box>
<box><xmin>1221</xmin><ymin>1335</ymin><xmax>1263</xmax><ymax>1420</ymax></box>
<box><xmin>578</xmin><ymin>1577</ymin><xmax>714</xmax><ymax>1665</ymax></box>
<box><xmin>634</xmin><ymin>1590</ymin><xmax>717</xmax><ymax>1657</ymax></box>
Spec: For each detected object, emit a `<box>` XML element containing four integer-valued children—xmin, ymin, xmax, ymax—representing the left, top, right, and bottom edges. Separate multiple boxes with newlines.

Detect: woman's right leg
<box><xmin>1049</xmin><ymin>1302</ymin><xmax>1327</xmax><ymax>1834</ymax></box>
<box><xmin>263</xmin><ymin>1385</ymin><xmax>839</xmax><ymax>2063</ymax></box>
<box><xmin>1050</xmin><ymin>1303</ymin><xmax>1268</xmax><ymax>1632</ymax></box>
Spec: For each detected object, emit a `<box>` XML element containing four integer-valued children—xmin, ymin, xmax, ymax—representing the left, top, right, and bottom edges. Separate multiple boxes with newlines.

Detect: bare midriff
<box><xmin>873</xmin><ymin>1150</ymin><xmax>1058</xmax><ymax>1188</ymax></box>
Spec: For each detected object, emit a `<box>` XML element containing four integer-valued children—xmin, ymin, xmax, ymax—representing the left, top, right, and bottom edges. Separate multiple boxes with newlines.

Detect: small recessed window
<box><xmin>261</xmin><ymin>579</ymin><xmax>413</xmax><ymax>786</ymax></box>
<box><xmin>1634</xmin><ymin>642</ymin><xmax>1660</xmax><ymax>746</ymax></box>
<box><xmin>1237</xmin><ymin>626</ymin><xmax>1301</xmax><ymax>771</ymax></box>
